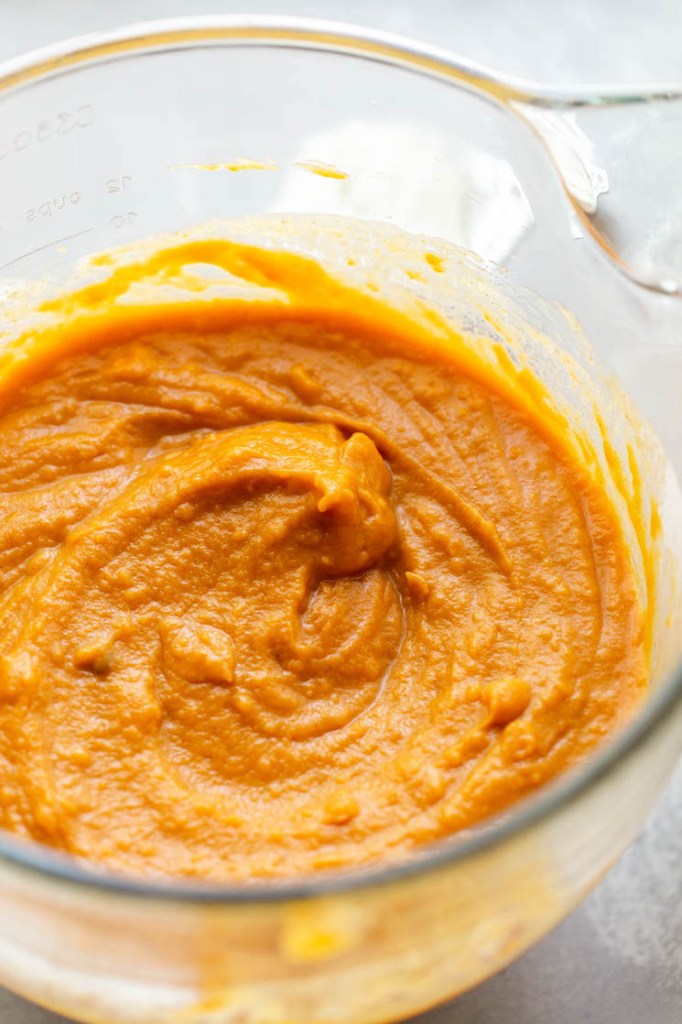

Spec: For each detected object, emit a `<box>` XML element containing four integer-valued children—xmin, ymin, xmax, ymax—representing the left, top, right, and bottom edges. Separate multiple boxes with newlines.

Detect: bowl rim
<box><xmin>0</xmin><ymin>14</ymin><xmax>680</xmax><ymax>905</ymax></box>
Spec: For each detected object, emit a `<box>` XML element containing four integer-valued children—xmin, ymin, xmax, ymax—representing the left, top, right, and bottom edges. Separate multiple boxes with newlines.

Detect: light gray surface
<box><xmin>0</xmin><ymin>2</ymin><xmax>681</xmax><ymax>1022</ymax></box>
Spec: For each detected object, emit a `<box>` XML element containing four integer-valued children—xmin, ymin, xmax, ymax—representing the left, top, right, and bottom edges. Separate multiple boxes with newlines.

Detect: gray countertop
<box><xmin>0</xmin><ymin>1</ymin><xmax>680</xmax><ymax>1021</ymax></box>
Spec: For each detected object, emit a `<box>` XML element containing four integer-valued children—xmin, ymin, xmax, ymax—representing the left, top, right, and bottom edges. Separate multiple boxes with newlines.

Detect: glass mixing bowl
<box><xmin>0</xmin><ymin>17</ymin><xmax>681</xmax><ymax>1024</ymax></box>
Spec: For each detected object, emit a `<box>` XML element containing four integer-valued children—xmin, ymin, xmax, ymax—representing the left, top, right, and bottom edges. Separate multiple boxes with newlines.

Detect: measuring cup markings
<box><xmin>0</xmin><ymin>173</ymin><xmax>139</xmax><ymax>269</ymax></box>
<box><xmin>105</xmin><ymin>176</ymin><xmax>139</xmax><ymax>229</ymax></box>
<box><xmin>0</xmin><ymin>104</ymin><xmax>94</xmax><ymax>161</ymax></box>
<box><xmin>23</xmin><ymin>192</ymin><xmax>82</xmax><ymax>222</ymax></box>
<box><xmin>111</xmin><ymin>212</ymin><xmax>138</xmax><ymax>230</ymax></box>
<box><xmin>106</xmin><ymin>176</ymin><xmax>132</xmax><ymax>194</ymax></box>
<box><xmin>20</xmin><ymin>175</ymin><xmax>135</xmax><ymax>221</ymax></box>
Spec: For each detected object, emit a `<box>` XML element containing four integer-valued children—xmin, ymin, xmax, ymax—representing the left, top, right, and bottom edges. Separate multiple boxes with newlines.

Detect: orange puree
<box><xmin>0</xmin><ymin>241</ymin><xmax>647</xmax><ymax>881</ymax></box>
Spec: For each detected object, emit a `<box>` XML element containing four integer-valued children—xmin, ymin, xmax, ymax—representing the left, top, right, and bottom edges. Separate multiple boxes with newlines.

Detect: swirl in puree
<box><xmin>0</xmin><ymin>233</ymin><xmax>648</xmax><ymax>881</ymax></box>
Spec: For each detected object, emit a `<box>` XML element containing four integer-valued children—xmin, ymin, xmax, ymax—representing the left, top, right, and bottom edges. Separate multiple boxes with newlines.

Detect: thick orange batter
<box><xmin>0</xmin><ymin>239</ymin><xmax>647</xmax><ymax>881</ymax></box>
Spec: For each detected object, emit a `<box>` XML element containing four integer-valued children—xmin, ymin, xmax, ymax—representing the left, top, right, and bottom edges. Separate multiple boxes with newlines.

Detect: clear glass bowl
<box><xmin>0</xmin><ymin>17</ymin><xmax>681</xmax><ymax>1024</ymax></box>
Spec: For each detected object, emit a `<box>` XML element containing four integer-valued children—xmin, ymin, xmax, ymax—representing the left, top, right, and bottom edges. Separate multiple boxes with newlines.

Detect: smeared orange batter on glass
<box><xmin>0</xmin><ymin>238</ymin><xmax>647</xmax><ymax>881</ymax></box>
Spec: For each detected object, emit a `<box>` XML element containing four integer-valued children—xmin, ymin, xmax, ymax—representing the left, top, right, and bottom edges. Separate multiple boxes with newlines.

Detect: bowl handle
<box><xmin>510</xmin><ymin>85</ymin><xmax>682</xmax><ymax>296</ymax></box>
